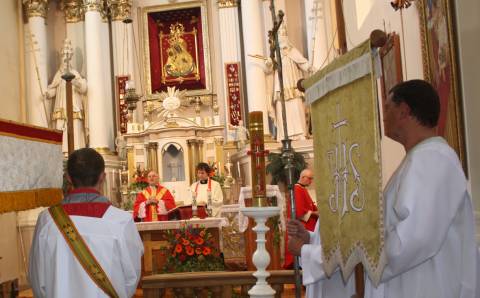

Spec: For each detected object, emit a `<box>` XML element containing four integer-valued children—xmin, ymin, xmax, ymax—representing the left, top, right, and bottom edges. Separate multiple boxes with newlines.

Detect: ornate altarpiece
<box><xmin>142</xmin><ymin>1</ymin><xmax>212</xmax><ymax>99</ymax></box>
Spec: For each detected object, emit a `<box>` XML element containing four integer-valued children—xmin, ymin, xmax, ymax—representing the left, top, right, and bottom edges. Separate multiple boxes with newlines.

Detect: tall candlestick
<box><xmin>248</xmin><ymin>111</ymin><xmax>268</xmax><ymax>207</ymax></box>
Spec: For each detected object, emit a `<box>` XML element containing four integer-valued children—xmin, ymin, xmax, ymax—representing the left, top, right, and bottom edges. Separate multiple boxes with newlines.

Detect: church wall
<box><xmin>207</xmin><ymin>0</ymin><xmax>226</xmax><ymax>130</ymax></box>
<box><xmin>341</xmin><ymin>1</ymin><xmax>423</xmax><ymax>186</ymax></box>
<box><xmin>0</xmin><ymin>0</ymin><xmax>22</xmax><ymax>122</ymax></box>
<box><xmin>46</xmin><ymin>1</ymin><xmax>67</xmax><ymax>83</ymax></box>
<box><xmin>285</xmin><ymin>0</ymin><xmax>307</xmax><ymax>57</ymax></box>
<box><xmin>341</xmin><ymin>1</ymin><xmax>480</xmax><ymax>238</ymax></box>
<box><xmin>0</xmin><ymin>0</ymin><xmax>22</xmax><ymax>285</ymax></box>
<box><xmin>454</xmin><ymin>0</ymin><xmax>480</xmax><ymax>238</ymax></box>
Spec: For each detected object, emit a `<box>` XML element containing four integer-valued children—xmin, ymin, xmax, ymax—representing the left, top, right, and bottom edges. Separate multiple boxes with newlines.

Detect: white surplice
<box><xmin>188</xmin><ymin>179</ymin><xmax>224</xmax><ymax>217</ymax></box>
<box><xmin>376</xmin><ymin>136</ymin><xmax>477</xmax><ymax>298</ymax></box>
<box><xmin>300</xmin><ymin>221</ymin><xmax>356</xmax><ymax>298</ymax></box>
<box><xmin>29</xmin><ymin>206</ymin><xmax>144</xmax><ymax>298</ymax></box>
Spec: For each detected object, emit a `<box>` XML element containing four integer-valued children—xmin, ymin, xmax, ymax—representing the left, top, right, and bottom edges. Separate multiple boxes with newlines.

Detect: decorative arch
<box><xmin>161</xmin><ymin>142</ymin><xmax>185</xmax><ymax>182</ymax></box>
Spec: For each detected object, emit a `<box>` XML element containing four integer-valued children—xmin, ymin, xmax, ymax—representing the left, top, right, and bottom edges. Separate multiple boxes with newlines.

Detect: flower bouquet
<box><xmin>208</xmin><ymin>162</ymin><xmax>225</xmax><ymax>187</ymax></box>
<box><xmin>162</xmin><ymin>224</ymin><xmax>225</xmax><ymax>273</ymax></box>
<box><xmin>130</xmin><ymin>166</ymin><xmax>149</xmax><ymax>191</ymax></box>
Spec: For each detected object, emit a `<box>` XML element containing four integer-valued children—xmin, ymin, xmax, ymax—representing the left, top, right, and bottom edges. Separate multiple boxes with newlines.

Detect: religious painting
<box><xmin>143</xmin><ymin>1</ymin><xmax>211</xmax><ymax>99</ymax></box>
<box><xmin>225</xmin><ymin>62</ymin><xmax>243</xmax><ymax>126</ymax></box>
<box><xmin>380</xmin><ymin>32</ymin><xmax>403</xmax><ymax>103</ymax></box>
<box><xmin>418</xmin><ymin>0</ymin><xmax>467</xmax><ymax>172</ymax></box>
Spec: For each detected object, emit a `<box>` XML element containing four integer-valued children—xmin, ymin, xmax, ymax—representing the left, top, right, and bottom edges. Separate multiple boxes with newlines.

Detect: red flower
<box><xmin>179</xmin><ymin>255</ymin><xmax>186</xmax><ymax>261</ymax></box>
<box><xmin>194</xmin><ymin>237</ymin><xmax>204</xmax><ymax>245</ymax></box>
<box><xmin>195</xmin><ymin>248</ymin><xmax>202</xmax><ymax>255</ymax></box>
<box><xmin>202</xmin><ymin>247</ymin><xmax>211</xmax><ymax>256</ymax></box>
<box><xmin>175</xmin><ymin>233</ymin><xmax>181</xmax><ymax>240</ymax></box>
<box><xmin>186</xmin><ymin>245</ymin><xmax>194</xmax><ymax>256</ymax></box>
<box><xmin>175</xmin><ymin>244</ymin><xmax>183</xmax><ymax>253</ymax></box>
<box><xmin>182</xmin><ymin>238</ymin><xmax>190</xmax><ymax>246</ymax></box>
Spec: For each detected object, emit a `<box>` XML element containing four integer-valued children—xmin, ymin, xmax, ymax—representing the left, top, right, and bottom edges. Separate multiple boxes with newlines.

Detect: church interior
<box><xmin>1</xmin><ymin>0</ymin><xmax>480</xmax><ymax>297</ymax></box>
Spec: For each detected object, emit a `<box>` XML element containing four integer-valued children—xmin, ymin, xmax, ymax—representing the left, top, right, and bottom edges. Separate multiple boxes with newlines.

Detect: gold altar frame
<box><xmin>418</xmin><ymin>0</ymin><xmax>467</xmax><ymax>173</ymax></box>
<box><xmin>142</xmin><ymin>0</ymin><xmax>212</xmax><ymax>100</ymax></box>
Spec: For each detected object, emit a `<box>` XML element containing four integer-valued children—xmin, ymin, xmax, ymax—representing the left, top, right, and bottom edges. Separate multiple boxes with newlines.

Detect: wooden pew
<box><xmin>142</xmin><ymin>270</ymin><xmax>298</xmax><ymax>298</ymax></box>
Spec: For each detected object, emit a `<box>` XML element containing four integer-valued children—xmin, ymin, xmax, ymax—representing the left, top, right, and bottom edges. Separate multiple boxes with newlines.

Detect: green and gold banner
<box><xmin>303</xmin><ymin>40</ymin><xmax>385</xmax><ymax>284</ymax></box>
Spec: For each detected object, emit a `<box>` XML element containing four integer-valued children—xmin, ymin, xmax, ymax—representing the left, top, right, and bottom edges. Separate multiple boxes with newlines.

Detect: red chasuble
<box><xmin>133</xmin><ymin>185</ymin><xmax>176</xmax><ymax>221</ymax></box>
<box><xmin>284</xmin><ymin>183</ymin><xmax>318</xmax><ymax>269</ymax></box>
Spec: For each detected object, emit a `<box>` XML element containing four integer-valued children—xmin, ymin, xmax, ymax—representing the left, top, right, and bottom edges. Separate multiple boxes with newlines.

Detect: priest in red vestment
<box><xmin>133</xmin><ymin>171</ymin><xmax>176</xmax><ymax>221</ymax></box>
<box><xmin>284</xmin><ymin>168</ymin><xmax>318</xmax><ymax>269</ymax></box>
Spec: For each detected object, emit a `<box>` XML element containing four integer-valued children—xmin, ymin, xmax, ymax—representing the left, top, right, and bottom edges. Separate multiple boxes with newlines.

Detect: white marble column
<box><xmin>84</xmin><ymin>0</ymin><xmax>114</xmax><ymax>151</ymax></box>
<box><xmin>240</xmin><ymin>0</ymin><xmax>270</xmax><ymax>135</ymax></box>
<box><xmin>24</xmin><ymin>0</ymin><xmax>49</xmax><ymax>127</ymax></box>
<box><xmin>218</xmin><ymin>0</ymin><xmax>242</xmax><ymax>141</ymax></box>
<box><xmin>111</xmin><ymin>0</ymin><xmax>140</xmax><ymax>126</ymax></box>
<box><xmin>62</xmin><ymin>0</ymin><xmax>86</xmax><ymax>75</ymax></box>
<box><xmin>111</xmin><ymin>0</ymin><xmax>134</xmax><ymax>78</ymax></box>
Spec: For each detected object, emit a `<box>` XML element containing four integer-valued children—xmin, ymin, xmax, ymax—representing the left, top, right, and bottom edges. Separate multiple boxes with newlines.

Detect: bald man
<box><xmin>284</xmin><ymin>168</ymin><xmax>318</xmax><ymax>269</ymax></box>
<box><xmin>133</xmin><ymin>171</ymin><xmax>176</xmax><ymax>222</ymax></box>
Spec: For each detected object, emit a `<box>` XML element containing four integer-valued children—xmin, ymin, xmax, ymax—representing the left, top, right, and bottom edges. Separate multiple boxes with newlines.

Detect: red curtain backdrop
<box><xmin>148</xmin><ymin>7</ymin><xmax>206</xmax><ymax>93</ymax></box>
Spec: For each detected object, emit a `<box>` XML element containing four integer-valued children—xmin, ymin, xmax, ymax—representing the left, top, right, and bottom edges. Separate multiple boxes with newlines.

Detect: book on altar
<box><xmin>167</xmin><ymin>204</ymin><xmax>208</xmax><ymax>220</ymax></box>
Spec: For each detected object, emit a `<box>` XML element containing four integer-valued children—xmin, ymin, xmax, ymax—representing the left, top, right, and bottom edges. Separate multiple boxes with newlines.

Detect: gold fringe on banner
<box><xmin>0</xmin><ymin>188</ymin><xmax>63</xmax><ymax>214</ymax></box>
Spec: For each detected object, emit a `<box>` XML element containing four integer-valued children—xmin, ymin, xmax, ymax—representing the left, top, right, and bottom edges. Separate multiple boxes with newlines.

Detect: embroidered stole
<box><xmin>48</xmin><ymin>205</ymin><xmax>119</xmax><ymax>298</ymax></box>
<box><xmin>142</xmin><ymin>186</ymin><xmax>167</xmax><ymax>221</ymax></box>
<box><xmin>195</xmin><ymin>179</ymin><xmax>212</xmax><ymax>216</ymax></box>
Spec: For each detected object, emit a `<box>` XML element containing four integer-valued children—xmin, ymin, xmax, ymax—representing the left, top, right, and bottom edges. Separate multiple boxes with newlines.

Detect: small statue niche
<box><xmin>162</xmin><ymin>143</ymin><xmax>185</xmax><ymax>182</ymax></box>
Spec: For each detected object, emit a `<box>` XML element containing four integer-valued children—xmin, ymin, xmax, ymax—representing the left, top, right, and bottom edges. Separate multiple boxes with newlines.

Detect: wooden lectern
<box><xmin>167</xmin><ymin>205</ymin><xmax>208</xmax><ymax>220</ymax></box>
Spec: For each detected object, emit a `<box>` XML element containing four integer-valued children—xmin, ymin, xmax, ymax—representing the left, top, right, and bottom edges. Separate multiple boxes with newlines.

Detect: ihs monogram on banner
<box><xmin>327</xmin><ymin>103</ymin><xmax>365</xmax><ymax>217</ymax></box>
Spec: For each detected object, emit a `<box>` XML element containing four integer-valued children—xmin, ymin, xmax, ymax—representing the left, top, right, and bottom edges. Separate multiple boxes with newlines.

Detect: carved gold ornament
<box><xmin>83</xmin><ymin>0</ymin><xmax>108</xmax><ymax>21</ymax></box>
<box><xmin>217</xmin><ymin>0</ymin><xmax>238</xmax><ymax>8</ymax></box>
<box><xmin>61</xmin><ymin>0</ymin><xmax>84</xmax><ymax>23</ymax></box>
<box><xmin>23</xmin><ymin>0</ymin><xmax>49</xmax><ymax>18</ymax></box>
<box><xmin>110</xmin><ymin>0</ymin><xmax>132</xmax><ymax>21</ymax></box>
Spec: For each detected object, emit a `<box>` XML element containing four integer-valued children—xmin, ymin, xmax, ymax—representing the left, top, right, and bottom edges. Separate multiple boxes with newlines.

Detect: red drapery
<box><xmin>147</xmin><ymin>7</ymin><xmax>206</xmax><ymax>93</ymax></box>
